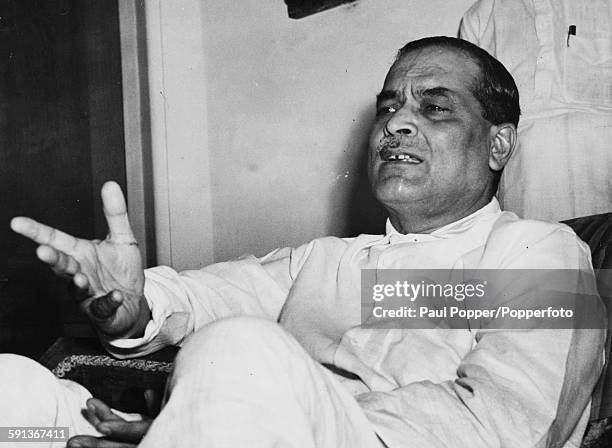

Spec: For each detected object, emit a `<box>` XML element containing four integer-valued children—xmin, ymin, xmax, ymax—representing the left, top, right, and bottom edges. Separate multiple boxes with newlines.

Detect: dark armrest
<box><xmin>39</xmin><ymin>337</ymin><xmax>178</xmax><ymax>414</ymax></box>
<box><xmin>582</xmin><ymin>417</ymin><xmax>612</xmax><ymax>448</ymax></box>
<box><xmin>563</xmin><ymin>212</ymin><xmax>612</xmax><ymax>421</ymax></box>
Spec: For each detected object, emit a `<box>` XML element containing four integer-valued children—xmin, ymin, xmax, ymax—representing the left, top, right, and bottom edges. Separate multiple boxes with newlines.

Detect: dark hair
<box><xmin>396</xmin><ymin>36</ymin><xmax>520</xmax><ymax>127</ymax></box>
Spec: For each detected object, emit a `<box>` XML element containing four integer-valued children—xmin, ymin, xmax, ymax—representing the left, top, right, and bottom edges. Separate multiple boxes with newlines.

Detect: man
<box><xmin>4</xmin><ymin>36</ymin><xmax>604</xmax><ymax>447</ymax></box>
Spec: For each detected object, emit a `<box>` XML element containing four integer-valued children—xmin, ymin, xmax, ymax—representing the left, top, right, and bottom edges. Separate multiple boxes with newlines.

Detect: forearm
<box><xmin>103</xmin><ymin>257</ymin><xmax>293</xmax><ymax>358</ymax></box>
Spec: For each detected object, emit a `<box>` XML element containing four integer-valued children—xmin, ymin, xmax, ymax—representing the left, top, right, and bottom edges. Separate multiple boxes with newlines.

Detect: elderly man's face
<box><xmin>368</xmin><ymin>46</ymin><xmax>496</xmax><ymax>224</ymax></box>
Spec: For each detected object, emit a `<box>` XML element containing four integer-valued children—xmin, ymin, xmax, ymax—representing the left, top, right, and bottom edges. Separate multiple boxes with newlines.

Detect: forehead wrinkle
<box><xmin>390</xmin><ymin>52</ymin><xmax>452</xmax><ymax>79</ymax></box>
<box><xmin>400</xmin><ymin>73</ymin><xmax>479</xmax><ymax>111</ymax></box>
<box><xmin>392</xmin><ymin>49</ymin><xmax>481</xmax><ymax>89</ymax></box>
<box><xmin>414</xmin><ymin>86</ymin><xmax>458</xmax><ymax>103</ymax></box>
<box><xmin>382</xmin><ymin>48</ymin><xmax>485</xmax><ymax>114</ymax></box>
<box><xmin>382</xmin><ymin>79</ymin><xmax>458</xmax><ymax>105</ymax></box>
<box><xmin>386</xmin><ymin>66</ymin><xmax>458</xmax><ymax>99</ymax></box>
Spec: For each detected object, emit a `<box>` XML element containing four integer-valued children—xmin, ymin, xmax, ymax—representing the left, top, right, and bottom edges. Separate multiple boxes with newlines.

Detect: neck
<box><xmin>386</xmin><ymin>196</ymin><xmax>493</xmax><ymax>234</ymax></box>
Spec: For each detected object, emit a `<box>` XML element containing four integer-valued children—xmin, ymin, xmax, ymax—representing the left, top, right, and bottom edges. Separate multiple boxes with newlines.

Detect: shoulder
<box><xmin>259</xmin><ymin>234</ymin><xmax>383</xmax><ymax>275</ymax></box>
<box><xmin>483</xmin><ymin>212</ymin><xmax>592</xmax><ymax>269</ymax></box>
<box><xmin>491</xmin><ymin>211</ymin><xmax>578</xmax><ymax>239</ymax></box>
<box><xmin>301</xmin><ymin>234</ymin><xmax>385</xmax><ymax>260</ymax></box>
<box><xmin>260</xmin><ymin>233</ymin><xmax>383</xmax><ymax>262</ymax></box>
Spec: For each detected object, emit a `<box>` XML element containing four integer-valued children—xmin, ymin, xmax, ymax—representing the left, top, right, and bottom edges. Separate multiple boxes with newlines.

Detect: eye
<box><xmin>424</xmin><ymin>104</ymin><xmax>450</xmax><ymax>114</ymax></box>
<box><xmin>376</xmin><ymin>105</ymin><xmax>397</xmax><ymax>116</ymax></box>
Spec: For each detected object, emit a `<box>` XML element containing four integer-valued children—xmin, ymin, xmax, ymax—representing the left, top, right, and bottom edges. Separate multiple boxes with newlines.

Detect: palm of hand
<box><xmin>81</xmin><ymin>236</ymin><xmax>143</xmax><ymax>296</ymax></box>
<box><xmin>10</xmin><ymin>181</ymin><xmax>148</xmax><ymax>339</ymax></box>
<box><xmin>80</xmin><ymin>237</ymin><xmax>145</xmax><ymax>336</ymax></box>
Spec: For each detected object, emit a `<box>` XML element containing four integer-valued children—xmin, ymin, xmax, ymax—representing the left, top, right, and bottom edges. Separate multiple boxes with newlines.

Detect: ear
<box><xmin>488</xmin><ymin>123</ymin><xmax>517</xmax><ymax>171</ymax></box>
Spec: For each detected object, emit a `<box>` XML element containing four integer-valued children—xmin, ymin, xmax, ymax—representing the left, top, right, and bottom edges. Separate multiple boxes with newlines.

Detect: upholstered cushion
<box><xmin>563</xmin><ymin>212</ymin><xmax>612</xmax><ymax>421</ymax></box>
<box><xmin>40</xmin><ymin>337</ymin><xmax>178</xmax><ymax>414</ymax></box>
<box><xmin>563</xmin><ymin>212</ymin><xmax>612</xmax><ymax>270</ymax></box>
<box><xmin>582</xmin><ymin>416</ymin><xmax>612</xmax><ymax>448</ymax></box>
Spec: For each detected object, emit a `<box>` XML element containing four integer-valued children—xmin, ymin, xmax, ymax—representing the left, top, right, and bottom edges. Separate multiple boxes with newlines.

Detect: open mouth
<box><xmin>380</xmin><ymin>149</ymin><xmax>423</xmax><ymax>164</ymax></box>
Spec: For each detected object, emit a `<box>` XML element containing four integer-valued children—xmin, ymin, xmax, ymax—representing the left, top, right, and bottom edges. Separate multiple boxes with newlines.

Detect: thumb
<box><xmin>101</xmin><ymin>181</ymin><xmax>136</xmax><ymax>244</ymax></box>
<box><xmin>89</xmin><ymin>291</ymin><xmax>123</xmax><ymax>320</ymax></box>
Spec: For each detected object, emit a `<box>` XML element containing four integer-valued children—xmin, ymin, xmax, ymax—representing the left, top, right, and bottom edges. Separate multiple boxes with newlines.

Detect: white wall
<box><xmin>150</xmin><ymin>0</ymin><xmax>475</xmax><ymax>268</ymax></box>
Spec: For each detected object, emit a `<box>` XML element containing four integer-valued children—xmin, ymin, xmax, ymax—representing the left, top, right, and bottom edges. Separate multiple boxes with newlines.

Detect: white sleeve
<box><xmin>104</xmin><ymin>242</ymin><xmax>315</xmax><ymax>358</ymax></box>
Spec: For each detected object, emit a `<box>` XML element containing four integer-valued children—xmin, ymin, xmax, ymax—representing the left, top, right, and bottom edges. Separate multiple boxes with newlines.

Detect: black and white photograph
<box><xmin>1</xmin><ymin>0</ymin><xmax>612</xmax><ymax>446</ymax></box>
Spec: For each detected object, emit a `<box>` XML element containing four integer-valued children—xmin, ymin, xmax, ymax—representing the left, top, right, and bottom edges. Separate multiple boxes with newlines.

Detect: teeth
<box><xmin>388</xmin><ymin>154</ymin><xmax>421</xmax><ymax>163</ymax></box>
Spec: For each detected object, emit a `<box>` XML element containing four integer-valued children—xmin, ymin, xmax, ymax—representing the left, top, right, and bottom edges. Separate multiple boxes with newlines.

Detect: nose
<box><xmin>384</xmin><ymin>107</ymin><xmax>417</xmax><ymax>136</ymax></box>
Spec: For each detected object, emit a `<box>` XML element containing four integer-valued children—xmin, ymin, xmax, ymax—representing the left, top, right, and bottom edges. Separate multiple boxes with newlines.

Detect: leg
<box><xmin>0</xmin><ymin>354</ymin><xmax>99</xmax><ymax>447</ymax></box>
<box><xmin>141</xmin><ymin>317</ymin><xmax>382</xmax><ymax>448</ymax></box>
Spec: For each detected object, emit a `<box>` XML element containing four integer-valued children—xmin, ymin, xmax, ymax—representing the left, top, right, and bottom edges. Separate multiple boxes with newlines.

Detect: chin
<box><xmin>373</xmin><ymin>178</ymin><xmax>424</xmax><ymax>207</ymax></box>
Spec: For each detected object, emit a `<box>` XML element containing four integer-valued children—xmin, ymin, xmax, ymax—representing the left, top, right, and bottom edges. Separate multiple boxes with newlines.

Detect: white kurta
<box><xmin>101</xmin><ymin>199</ymin><xmax>605</xmax><ymax>447</ymax></box>
<box><xmin>460</xmin><ymin>0</ymin><xmax>612</xmax><ymax>221</ymax></box>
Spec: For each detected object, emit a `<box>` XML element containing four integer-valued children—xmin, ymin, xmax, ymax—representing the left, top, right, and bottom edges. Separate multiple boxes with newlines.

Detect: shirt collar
<box><xmin>385</xmin><ymin>198</ymin><xmax>501</xmax><ymax>239</ymax></box>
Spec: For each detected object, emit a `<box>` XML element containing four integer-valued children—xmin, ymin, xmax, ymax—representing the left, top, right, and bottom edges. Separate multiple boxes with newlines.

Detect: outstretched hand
<box><xmin>67</xmin><ymin>398</ymin><xmax>152</xmax><ymax>448</ymax></box>
<box><xmin>10</xmin><ymin>181</ymin><xmax>150</xmax><ymax>338</ymax></box>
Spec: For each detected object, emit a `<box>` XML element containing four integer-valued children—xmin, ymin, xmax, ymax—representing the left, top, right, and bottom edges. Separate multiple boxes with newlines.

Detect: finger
<box><xmin>67</xmin><ymin>435</ymin><xmax>136</xmax><ymax>448</ymax></box>
<box><xmin>81</xmin><ymin>400</ymin><xmax>106</xmax><ymax>428</ymax></box>
<box><xmin>101</xmin><ymin>182</ymin><xmax>135</xmax><ymax>244</ymax></box>
<box><xmin>89</xmin><ymin>291</ymin><xmax>123</xmax><ymax>320</ymax></box>
<box><xmin>97</xmin><ymin>420</ymin><xmax>151</xmax><ymax>444</ymax></box>
<box><xmin>69</xmin><ymin>279</ymin><xmax>91</xmax><ymax>304</ymax></box>
<box><xmin>87</xmin><ymin>398</ymin><xmax>122</xmax><ymax>422</ymax></box>
<box><xmin>11</xmin><ymin>217</ymin><xmax>79</xmax><ymax>254</ymax></box>
<box><xmin>36</xmin><ymin>245</ymin><xmax>80</xmax><ymax>275</ymax></box>
<box><xmin>74</xmin><ymin>272</ymin><xmax>90</xmax><ymax>290</ymax></box>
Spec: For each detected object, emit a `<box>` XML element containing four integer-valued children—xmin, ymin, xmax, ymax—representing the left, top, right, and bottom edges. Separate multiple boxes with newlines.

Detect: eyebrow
<box><xmin>376</xmin><ymin>86</ymin><xmax>457</xmax><ymax>104</ymax></box>
<box><xmin>416</xmin><ymin>86</ymin><xmax>456</xmax><ymax>100</ymax></box>
<box><xmin>376</xmin><ymin>90</ymin><xmax>402</xmax><ymax>104</ymax></box>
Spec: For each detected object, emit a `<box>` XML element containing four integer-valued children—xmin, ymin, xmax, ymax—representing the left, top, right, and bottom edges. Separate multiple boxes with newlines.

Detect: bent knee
<box><xmin>0</xmin><ymin>354</ymin><xmax>61</xmax><ymax>414</ymax></box>
<box><xmin>186</xmin><ymin>316</ymin><xmax>283</xmax><ymax>347</ymax></box>
<box><xmin>176</xmin><ymin>317</ymin><xmax>290</xmax><ymax>365</ymax></box>
<box><xmin>0</xmin><ymin>354</ymin><xmax>53</xmax><ymax>382</ymax></box>
<box><xmin>0</xmin><ymin>354</ymin><xmax>93</xmax><ymax>428</ymax></box>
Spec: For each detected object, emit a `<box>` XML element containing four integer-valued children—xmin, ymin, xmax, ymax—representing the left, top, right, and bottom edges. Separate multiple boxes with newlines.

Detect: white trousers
<box><xmin>0</xmin><ymin>354</ymin><xmax>100</xmax><ymax>448</ymax></box>
<box><xmin>0</xmin><ymin>317</ymin><xmax>382</xmax><ymax>448</ymax></box>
